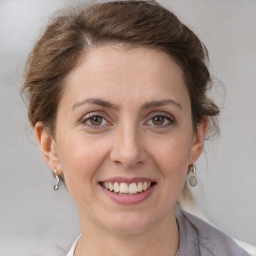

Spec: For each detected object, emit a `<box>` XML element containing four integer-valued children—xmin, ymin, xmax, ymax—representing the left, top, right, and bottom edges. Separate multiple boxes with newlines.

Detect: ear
<box><xmin>35</xmin><ymin>122</ymin><xmax>62</xmax><ymax>175</ymax></box>
<box><xmin>189</xmin><ymin>117</ymin><xmax>209</xmax><ymax>164</ymax></box>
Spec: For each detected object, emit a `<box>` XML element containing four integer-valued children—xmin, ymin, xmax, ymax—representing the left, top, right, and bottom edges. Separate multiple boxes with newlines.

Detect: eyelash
<box><xmin>145</xmin><ymin>112</ymin><xmax>176</xmax><ymax>127</ymax></box>
<box><xmin>80</xmin><ymin>112</ymin><xmax>111</xmax><ymax>129</ymax></box>
<box><xmin>80</xmin><ymin>112</ymin><xmax>176</xmax><ymax>129</ymax></box>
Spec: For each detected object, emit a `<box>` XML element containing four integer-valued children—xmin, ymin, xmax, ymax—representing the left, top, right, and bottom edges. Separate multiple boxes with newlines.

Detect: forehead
<box><xmin>62</xmin><ymin>45</ymin><xmax>189</xmax><ymax>108</ymax></box>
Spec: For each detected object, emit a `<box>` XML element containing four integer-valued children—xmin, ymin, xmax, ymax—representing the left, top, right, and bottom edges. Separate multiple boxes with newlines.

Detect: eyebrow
<box><xmin>71</xmin><ymin>98</ymin><xmax>182</xmax><ymax>111</ymax></box>
<box><xmin>72</xmin><ymin>98</ymin><xmax>119</xmax><ymax>111</ymax></box>
<box><xmin>141</xmin><ymin>99</ymin><xmax>182</xmax><ymax>110</ymax></box>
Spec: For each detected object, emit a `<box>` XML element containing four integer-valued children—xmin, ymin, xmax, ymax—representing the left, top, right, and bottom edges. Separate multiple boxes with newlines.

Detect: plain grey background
<box><xmin>0</xmin><ymin>0</ymin><xmax>255</xmax><ymax>255</ymax></box>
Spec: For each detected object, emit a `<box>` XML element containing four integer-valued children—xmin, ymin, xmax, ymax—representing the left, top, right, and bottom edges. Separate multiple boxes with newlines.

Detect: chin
<box><xmin>102</xmin><ymin>211</ymin><xmax>156</xmax><ymax>235</ymax></box>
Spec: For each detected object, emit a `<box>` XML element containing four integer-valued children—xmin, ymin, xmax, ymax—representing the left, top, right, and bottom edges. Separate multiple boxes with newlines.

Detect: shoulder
<box><xmin>176</xmin><ymin>206</ymin><xmax>250</xmax><ymax>256</ymax></box>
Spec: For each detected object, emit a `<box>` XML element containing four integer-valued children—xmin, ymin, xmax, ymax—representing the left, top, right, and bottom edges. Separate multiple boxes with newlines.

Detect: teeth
<box><xmin>108</xmin><ymin>182</ymin><xmax>114</xmax><ymax>191</ymax></box>
<box><xmin>143</xmin><ymin>181</ymin><xmax>147</xmax><ymax>191</ymax></box>
<box><xmin>137</xmin><ymin>182</ymin><xmax>143</xmax><ymax>192</ymax></box>
<box><xmin>128</xmin><ymin>183</ymin><xmax>137</xmax><ymax>194</ymax></box>
<box><xmin>114</xmin><ymin>182</ymin><xmax>119</xmax><ymax>192</ymax></box>
<box><xmin>104</xmin><ymin>182</ymin><xmax>109</xmax><ymax>189</ymax></box>
<box><xmin>102</xmin><ymin>181</ymin><xmax>152</xmax><ymax>194</ymax></box>
<box><xmin>120</xmin><ymin>183</ymin><xmax>129</xmax><ymax>193</ymax></box>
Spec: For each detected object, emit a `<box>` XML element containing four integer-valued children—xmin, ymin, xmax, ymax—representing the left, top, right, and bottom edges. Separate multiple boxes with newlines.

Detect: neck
<box><xmin>75</xmin><ymin>209</ymin><xmax>179</xmax><ymax>256</ymax></box>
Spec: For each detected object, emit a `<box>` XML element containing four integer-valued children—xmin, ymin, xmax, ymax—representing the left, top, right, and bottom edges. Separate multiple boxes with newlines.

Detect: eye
<box><xmin>81</xmin><ymin>114</ymin><xmax>110</xmax><ymax>128</ymax></box>
<box><xmin>146</xmin><ymin>113</ymin><xmax>175</xmax><ymax>127</ymax></box>
<box><xmin>152</xmin><ymin>116</ymin><xmax>166</xmax><ymax>125</ymax></box>
<box><xmin>88</xmin><ymin>116</ymin><xmax>104</xmax><ymax>126</ymax></box>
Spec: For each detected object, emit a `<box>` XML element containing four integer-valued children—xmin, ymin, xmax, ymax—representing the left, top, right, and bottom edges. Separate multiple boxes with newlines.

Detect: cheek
<box><xmin>56</xmin><ymin>136</ymin><xmax>111</xmax><ymax>213</ymax></box>
<box><xmin>56</xmin><ymin>134</ymin><xmax>108</xmax><ymax>187</ymax></box>
<box><xmin>149</xmin><ymin>134</ymin><xmax>192</xmax><ymax>181</ymax></box>
<box><xmin>155</xmin><ymin>136</ymin><xmax>191</xmax><ymax>165</ymax></box>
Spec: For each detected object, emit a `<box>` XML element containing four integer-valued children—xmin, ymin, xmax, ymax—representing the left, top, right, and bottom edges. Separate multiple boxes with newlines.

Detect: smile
<box><xmin>101</xmin><ymin>181</ymin><xmax>152</xmax><ymax>195</ymax></box>
<box><xmin>99</xmin><ymin>178</ymin><xmax>156</xmax><ymax>204</ymax></box>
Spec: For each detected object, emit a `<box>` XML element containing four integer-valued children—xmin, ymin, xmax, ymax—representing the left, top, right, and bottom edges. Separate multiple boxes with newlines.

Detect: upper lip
<box><xmin>100</xmin><ymin>176</ymin><xmax>155</xmax><ymax>184</ymax></box>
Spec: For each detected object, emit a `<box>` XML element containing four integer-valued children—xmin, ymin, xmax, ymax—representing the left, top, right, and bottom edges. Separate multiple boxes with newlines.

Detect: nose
<box><xmin>109</xmin><ymin>124</ymin><xmax>147</xmax><ymax>168</ymax></box>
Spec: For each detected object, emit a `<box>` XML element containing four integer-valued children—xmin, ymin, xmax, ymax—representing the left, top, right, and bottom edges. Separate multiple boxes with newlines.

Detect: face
<box><xmin>36</xmin><ymin>45</ymin><xmax>207</xmax><ymax>235</ymax></box>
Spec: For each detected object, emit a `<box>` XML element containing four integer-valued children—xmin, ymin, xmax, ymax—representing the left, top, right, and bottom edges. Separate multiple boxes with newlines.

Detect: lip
<box><xmin>99</xmin><ymin>177</ymin><xmax>156</xmax><ymax>205</ymax></box>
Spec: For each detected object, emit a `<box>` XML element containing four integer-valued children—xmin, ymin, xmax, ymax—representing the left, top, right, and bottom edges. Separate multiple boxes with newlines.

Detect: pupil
<box><xmin>153</xmin><ymin>116</ymin><xmax>164</xmax><ymax>125</ymax></box>
<box><xmin>91</xmin><ymin>116</ymin><xmax>102</xmax><ymax>125</ymax></box>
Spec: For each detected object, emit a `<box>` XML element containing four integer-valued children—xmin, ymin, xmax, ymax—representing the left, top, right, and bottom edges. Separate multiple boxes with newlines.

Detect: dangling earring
<box><xmin>53</xmin><ymin>168</ymin><xmax>60</xmax><ymax>190</ymax></box>
<box><xmin>186</xmin><ymin>164</ymin><xmax>197</xmax><ymax>187</ymax></box>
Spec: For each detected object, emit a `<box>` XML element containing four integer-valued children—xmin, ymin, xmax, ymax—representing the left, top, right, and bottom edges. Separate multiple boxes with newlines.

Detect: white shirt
<box><xmin>66</xmin><ymin>235</ymin><xmax>82</xmax><ymax>256</ymax></box>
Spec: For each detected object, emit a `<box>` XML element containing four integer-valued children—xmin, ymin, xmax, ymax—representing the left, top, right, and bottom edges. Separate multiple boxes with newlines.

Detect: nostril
<box><xmin>109</xmin><ymin>136</ymin><xmax>147</xmax><ymax>166</ymax></box>
<box><xmin>114</xmin><ymin>160</ymin><xmax>123</xmax><ymax>166</ymax></box>
<box><xmin>113</xmin><ymin>160</ymin><xmax>144</xmax><ymax>168</ymax></box>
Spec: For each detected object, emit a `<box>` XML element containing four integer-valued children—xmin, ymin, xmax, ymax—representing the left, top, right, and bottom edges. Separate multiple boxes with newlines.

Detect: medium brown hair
<box><xmin>22</xmin><ymin>0</ymin><xmax>219</xmax><ymax>133</ymax></box>
<box><xmin>21</xmin><ymin>0</ymin><xmax>220</xmax><ymax>197</ymax></box>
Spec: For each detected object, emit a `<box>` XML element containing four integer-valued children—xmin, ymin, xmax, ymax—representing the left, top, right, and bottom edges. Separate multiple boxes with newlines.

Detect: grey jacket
<box><xmin>176</xmin><ymin>206</ymin><xmax>250</xmax><ymax>255</ymax></box>
<box><xmin>67</xmin><ymin>208</ymin><xmax>250</xmax><ymax>256</ymax></box>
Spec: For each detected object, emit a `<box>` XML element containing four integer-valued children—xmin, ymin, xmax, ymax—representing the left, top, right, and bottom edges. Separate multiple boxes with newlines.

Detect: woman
<box><xmin>21</xmin><ymin>1</ymin><xmax>250</xmax><ymax>255</ymax></box>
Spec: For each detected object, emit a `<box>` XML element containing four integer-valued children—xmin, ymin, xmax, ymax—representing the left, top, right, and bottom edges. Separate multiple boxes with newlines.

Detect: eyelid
<box><xmin>144</xmin><ymin>111</ymin><xmax>176</xmax><ymax>126</ymax></box>
<box><xmin>81</xmin><ymin>110</ymin><xmax>111</xmax><ymax>120</ymax></box>
<box><xmin>80</xmin><ymin>111</ymin><xmax>112</xmax><ymax>127</ymax></box>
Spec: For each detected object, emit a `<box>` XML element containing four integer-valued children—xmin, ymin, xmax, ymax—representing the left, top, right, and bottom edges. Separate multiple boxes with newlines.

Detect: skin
<box><xmin>35</xmin><ymin>45</ymin><xmax>208</xmax><ymax>256</ymax></box>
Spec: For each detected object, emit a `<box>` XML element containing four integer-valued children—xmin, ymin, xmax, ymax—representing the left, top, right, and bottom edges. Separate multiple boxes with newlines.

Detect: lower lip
<box><xmin>100</xmin><ymin>185</ymin><xmax>155</xmax><ymax>205</ymax></box>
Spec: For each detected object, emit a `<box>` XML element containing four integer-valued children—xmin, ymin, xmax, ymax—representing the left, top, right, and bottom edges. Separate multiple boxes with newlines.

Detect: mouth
<box><xmin>99</xmin><ymin>180</ymin><xmax>157</xmax><ymax>196</ymax></box>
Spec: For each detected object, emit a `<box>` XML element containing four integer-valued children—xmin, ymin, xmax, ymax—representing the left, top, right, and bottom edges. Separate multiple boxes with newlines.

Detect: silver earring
<box><xmin>53</xmin><ymin>168</ymin><xmax>60</xmax><ymax>190</ymax></box>
<box><xmin>186</xmin><ymin>164</ymin><xmax>197</xmax><ymax>187</ymax></box>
